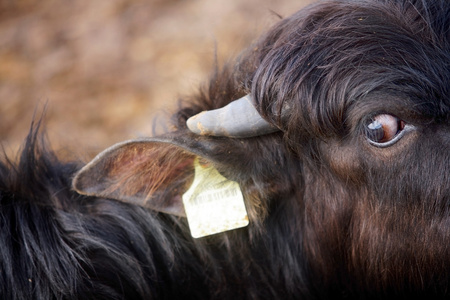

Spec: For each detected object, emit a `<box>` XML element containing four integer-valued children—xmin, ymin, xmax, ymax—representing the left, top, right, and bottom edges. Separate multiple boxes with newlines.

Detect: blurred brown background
<box><xmin>0</xmin><ymin>0</ymin><xmax>312</xmax><ymax>160</ymax></box>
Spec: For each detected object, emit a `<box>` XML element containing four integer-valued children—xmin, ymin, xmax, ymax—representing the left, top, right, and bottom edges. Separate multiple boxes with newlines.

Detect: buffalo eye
<box><xmin>365</xmin><ymin>114</ymin><xmax>406</xmax><ymax>147</ymax></box>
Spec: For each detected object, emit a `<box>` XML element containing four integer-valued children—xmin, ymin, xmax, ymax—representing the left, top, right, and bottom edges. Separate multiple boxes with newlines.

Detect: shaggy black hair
<box><xmin>0</xmin><ymin>123</ymin><xmax>180</xmax><ymax>299</ymax></box>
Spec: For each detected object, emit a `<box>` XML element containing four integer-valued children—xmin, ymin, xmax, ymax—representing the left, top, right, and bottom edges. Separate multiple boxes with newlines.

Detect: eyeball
<box><xmin>365</xmin><ymin>114</ymin><xmax>408</xmax><ymax>147</ymax></box>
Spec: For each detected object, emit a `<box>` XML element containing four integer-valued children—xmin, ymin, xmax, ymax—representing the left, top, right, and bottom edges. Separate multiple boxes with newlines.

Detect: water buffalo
<box><xmin>1</xmin><ymin>0</ymin><xmax>448</xmax><ymax>299</ymax></box>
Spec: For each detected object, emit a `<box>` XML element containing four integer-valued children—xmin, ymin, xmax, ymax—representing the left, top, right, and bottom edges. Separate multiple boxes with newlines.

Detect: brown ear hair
<box><xmin>72</xmin><ymin>136</ymin><xmax>201</xmax><ymax>217</ymax></box>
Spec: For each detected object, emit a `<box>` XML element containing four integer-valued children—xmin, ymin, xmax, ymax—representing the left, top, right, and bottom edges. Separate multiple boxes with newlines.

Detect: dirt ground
<box><xmin>0</xmin><ymin>0</ymin><xmax>312</xmax><ymax>161</ymax></box>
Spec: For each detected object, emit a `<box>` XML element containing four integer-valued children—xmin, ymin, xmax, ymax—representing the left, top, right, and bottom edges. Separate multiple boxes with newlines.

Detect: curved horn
<box><xmin>186</xmin><ymin>95</ymin><xmax>280</xmax><ymax>138</ymax></box>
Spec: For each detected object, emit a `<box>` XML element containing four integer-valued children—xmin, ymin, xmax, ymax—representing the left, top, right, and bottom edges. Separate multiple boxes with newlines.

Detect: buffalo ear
<box><xmin>72</xmin><ymin>138</ymin><xmax>198</xmax><ymax>217</ymax></box>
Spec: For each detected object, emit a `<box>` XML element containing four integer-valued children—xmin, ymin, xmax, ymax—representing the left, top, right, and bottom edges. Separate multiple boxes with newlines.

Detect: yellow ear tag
<box><xmin>182</xmin><ymin>158</ymin><xmax>249</xmax><ymax>238</ymax></box>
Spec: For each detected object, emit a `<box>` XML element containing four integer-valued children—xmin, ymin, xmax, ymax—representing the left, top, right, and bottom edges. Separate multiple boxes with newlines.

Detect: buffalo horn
<box><xmin>186</xmin><ymin>95</ymin><xmax>280</xmax><ymax>138</ymax></box>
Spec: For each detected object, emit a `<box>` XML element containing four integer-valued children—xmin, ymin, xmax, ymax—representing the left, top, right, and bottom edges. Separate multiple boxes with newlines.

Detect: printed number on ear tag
<box><xmin>182</xmin><ymin>158</ymin><xmax>249</xmax><ymax>238</ymax></box>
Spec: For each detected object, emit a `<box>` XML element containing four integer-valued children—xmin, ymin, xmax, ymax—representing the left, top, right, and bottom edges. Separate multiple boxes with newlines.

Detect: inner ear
<box><xmin>73</xmin><ymin>139</ymin><xmax>197</xmax><ymax>217</ymax></box>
